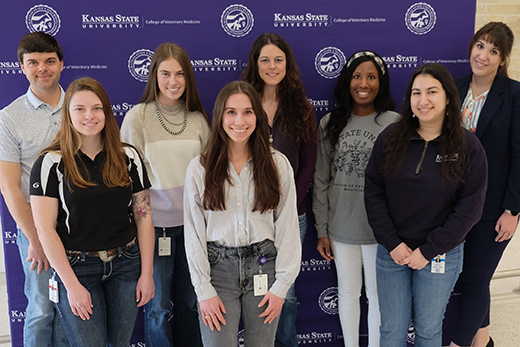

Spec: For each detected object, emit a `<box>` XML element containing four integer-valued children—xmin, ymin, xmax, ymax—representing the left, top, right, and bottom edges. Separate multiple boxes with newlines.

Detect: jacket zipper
<box><xmin>416</xmin><ymin>141</ymin><xmax>429</xmax><ymax>174</ymax></box>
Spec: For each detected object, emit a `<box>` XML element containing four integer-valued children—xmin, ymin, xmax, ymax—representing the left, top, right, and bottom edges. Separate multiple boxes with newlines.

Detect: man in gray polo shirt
<box><xmin>0</xmin><ymin>32</ymin><xmax>69</xmax><ymax>347</ymax></box>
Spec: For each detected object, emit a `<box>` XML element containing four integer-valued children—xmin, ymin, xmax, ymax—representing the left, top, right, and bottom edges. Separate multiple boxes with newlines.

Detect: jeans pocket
<box><xmin>122</xmin><ymin>244</ymin><xmax>141</xmax><ymax>259</ymax></box>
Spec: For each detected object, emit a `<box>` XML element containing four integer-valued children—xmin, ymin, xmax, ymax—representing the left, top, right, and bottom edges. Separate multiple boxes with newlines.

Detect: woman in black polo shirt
<box><xmin>30</xmin><ymin>77</ymin><xmax>155</xmax><ymax>347</ymax></box>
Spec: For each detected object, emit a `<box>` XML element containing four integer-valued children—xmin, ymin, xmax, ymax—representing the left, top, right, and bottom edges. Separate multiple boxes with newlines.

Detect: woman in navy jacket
<box><xmin>450</xmin><ymin>22</ymin><xmax>520</xmax><ymax>347</ymax></box>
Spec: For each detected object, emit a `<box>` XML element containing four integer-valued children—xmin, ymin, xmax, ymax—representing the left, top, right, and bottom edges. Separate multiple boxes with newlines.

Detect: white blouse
<box><xmin>184</xmin><ymin>150</ymin><xmax>301</xmax><ymax>302</ymax></box>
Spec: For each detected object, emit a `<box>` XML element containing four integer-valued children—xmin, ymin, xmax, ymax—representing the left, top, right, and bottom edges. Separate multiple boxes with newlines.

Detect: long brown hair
<box><xmin>201</xmin><ymin>81</ymin><xmax>280</xmax><ymax>213</ymax></box>
<box><xmin>242</xmin><ymin>33</ymin><xmax>315</xmax><ymax>145</ymax></box>
<box><xmin>141</xmin><ymin>42</ymin><xmax>209</xmax><ymax>124</ymax></box>
<box><xmin>468</xmin><ymin>22</ymin><xmax>514</xmax><ymax>77</ymax></box>
<box><xmin>380</xmin><ymin>64</ymin><xmax>468</xmax><ymax>183</ymax></box>
<box><xmin>43</xmin><ymin>77</ymin><xmax>131</xmax><ymax>189</ymax></box>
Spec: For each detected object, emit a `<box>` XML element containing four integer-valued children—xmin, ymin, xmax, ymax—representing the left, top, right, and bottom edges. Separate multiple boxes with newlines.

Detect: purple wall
<box><xmin>0</xmin><ymin>1</ymin><xmax>475</xmax><ymax>346</ymax></box>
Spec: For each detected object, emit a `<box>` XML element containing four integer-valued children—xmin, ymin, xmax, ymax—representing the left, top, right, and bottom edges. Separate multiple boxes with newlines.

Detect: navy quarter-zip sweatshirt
<box><xmin>364</xmin><ymin>124</ymin><xmax>488</xmax><ymax>260</ymax></box>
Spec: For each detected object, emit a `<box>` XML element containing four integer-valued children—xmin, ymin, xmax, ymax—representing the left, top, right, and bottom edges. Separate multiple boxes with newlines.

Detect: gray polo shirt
<box><xmin>0</xmin><ymin>86</ymin><xmax>64</xmax><ymax>203</ymax></box>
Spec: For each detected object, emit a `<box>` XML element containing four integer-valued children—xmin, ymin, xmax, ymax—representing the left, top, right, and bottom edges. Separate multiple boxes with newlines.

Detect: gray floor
<box><xmin>0</xmin><ymin>228</ymin><xmax>517</xmax><ymax>347</ymax></box>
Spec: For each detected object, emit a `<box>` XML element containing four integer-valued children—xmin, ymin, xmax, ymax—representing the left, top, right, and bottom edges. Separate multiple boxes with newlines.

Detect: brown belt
<box><xmin>66</xmin><ymin>237</ymin><xmax>137</xmax><ymax>262</ymax></box>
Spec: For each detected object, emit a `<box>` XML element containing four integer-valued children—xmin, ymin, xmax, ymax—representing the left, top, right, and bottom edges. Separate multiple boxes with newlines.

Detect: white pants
<box><xmin>330</xmin><ymin>241</ymin><xmax>380</xmax><ymax>347</ymax></box>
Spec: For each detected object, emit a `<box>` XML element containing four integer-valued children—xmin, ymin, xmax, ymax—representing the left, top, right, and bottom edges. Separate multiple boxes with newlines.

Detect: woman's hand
<box><xmin>67</xmin><ymin>281</ymin><xmax>93</xmax><ymax>321</ymax></box>
<box><xmin>402</xmin><ymin>248</ymin><xmax>429</xmax><ymax>270</ymax></box>
<box><xmin>200</xmin><ymin>295</ymin><xmax>227</xmax><ymax>331</ymax></box>
<box><xmin>495</xmin><ymin>211</ymin><xmax>519</xmax><ymax>242</ymax></box>
<box><xmin>389</xmin><ymin>242</ymin><xmax>413</xmax><ymax>265</ymax></box>
<box><xmin>258</xmin><ymin>291</ymin><xmax>284</xmax><ymax>324</ymax></box>
<box><xmin>136</xmin><ymin>274</ymin><xmax>155</xmax><ymax>307</ymax></box>
<box><xmin>317</xmin><ymin>237</ymin><xmax>334</xmax><ymax>261</ymax></box>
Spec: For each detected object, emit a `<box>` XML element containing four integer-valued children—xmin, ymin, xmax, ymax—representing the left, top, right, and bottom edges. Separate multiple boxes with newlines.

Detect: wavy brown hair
<box><xmin>380</xmin><ymin>64</ymin><xmax>468</xmax><ymax>183</ymax></box>
<box><xmin>42</xmin><ymin>77</ymin><xmax>130</xmax><ymax>189</ymax></box>
<box><xmin>468</xmin><ymin>22</ymin><xmax>514</xmax><ymax>77</ymax></box>
<box><xmin>242</xmin><ymin>33</ymin><xmax>315</xmax><ymax>145</ymax></box>
<box><xmin>201</xmin><ymin>81</ymin><xmax>280</xmax><ymax>213</ymax></box>
<box><xmin>141</xmin><ymin>42</ymin><xmax>209</xmax><ymax>124</ymax></box>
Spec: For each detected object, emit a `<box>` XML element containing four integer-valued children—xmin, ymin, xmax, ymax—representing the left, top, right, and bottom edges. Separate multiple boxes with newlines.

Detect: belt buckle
<box><xmin>99</xmin><ymin>250</ymin><xmax>116</xmax><ymax>263</ymax></box>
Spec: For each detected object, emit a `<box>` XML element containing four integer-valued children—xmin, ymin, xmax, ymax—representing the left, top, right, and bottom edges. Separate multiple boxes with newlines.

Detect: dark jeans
<box><xmin>144</xmin><ymin>226</ymin><xmax>202</xmax><ymax>347</ymax></box>
<box><xmin>55</xmin><ymin>244</ymin><xmax>141</xmax><ymax>347</ymax></box>
<box><xmin>275</xmin><ymin>213</ymin><xmax>307</xmax><ymax>347</ymax></box>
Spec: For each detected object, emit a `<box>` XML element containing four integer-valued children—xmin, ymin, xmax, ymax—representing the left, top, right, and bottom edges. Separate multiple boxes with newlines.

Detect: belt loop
<box><xmin>80</xmin><ymin>252</ymin><xmax>87</xmax><ymax>261</ymax></box>
<box><xmin>117</xmin><ymin>246</ymin><xmax>122</xmax><ymax>257</ymax></box>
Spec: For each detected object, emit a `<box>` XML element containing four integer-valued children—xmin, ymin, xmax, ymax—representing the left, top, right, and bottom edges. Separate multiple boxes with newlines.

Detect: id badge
<box><xmin>49</xmin><ymin>278</ymin><xmax>59</xmax><ymax>303</ymax></box>
<box><xmin>431</xmin><ymin>254</ymin><xmax>446</xmax><ymax>274</ymax></box>
<box><xmin>254</xmin><ymin>274</ymin><xmax>268</xmax><ymax>296</ymax></box>
<box><xmin>158</xmin><ymin>237</ymin><xmax>171</xmax><ymax>256</ymax></box>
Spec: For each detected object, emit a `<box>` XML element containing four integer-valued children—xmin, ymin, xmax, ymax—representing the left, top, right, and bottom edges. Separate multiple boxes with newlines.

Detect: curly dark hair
<box><xmin>326</xmin><ymin>50</ymin><xmax>395</xmax><ymax>148</ymax></box>
<box><xmin>380</xmin><ymin>63</ymin><xmax>468</xmax><ymax>183</ymax></box>
<box><xmin>242</xmin><ymin>33</ymin><xmax>315</xmax><ymax>145</ymax></box>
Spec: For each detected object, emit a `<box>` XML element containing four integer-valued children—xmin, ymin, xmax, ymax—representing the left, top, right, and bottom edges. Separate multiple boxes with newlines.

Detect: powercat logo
<box><xmin>221</xmin><ymin>4</ymin><xmax>254</xmax><ymax>37</ymax></box>
<box><xmin>26</xmin><ymin>4</ymin><xmax>61</xmax><ymax>36</ymax></box>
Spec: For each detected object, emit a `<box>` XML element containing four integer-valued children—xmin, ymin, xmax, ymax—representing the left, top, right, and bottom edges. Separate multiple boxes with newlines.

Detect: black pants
<box><xmin>452</xmin><ymin>219</ymin><xmax>511</xmax><ymax>346</ymax></box>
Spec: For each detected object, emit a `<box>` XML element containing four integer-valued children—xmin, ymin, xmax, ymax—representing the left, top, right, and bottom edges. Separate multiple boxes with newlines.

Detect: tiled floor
<box><xmin>0</xmin><ymin>226</ymin><xmax>518</xmax><ymax>347</ymax></box>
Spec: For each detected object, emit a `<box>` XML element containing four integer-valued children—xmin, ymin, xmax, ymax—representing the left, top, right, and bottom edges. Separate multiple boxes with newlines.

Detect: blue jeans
<box><xmin>144</xmin><ymin>226</ymin><xmax>201</xmax><ymax>347</ymax></box>
<box><xmin>54</xmin><ymin>244</ymin><xmax>141</xmax><ymax>347</ymax></box>
<box><xmin>275</xmin><ymin>213</ymin><xmax>307</xmax><ymax>347</ymax></box>
<box><xmin>200</xmin><ymin>239</ymin><xmax>279</xmax><ymax>347</ymax></box>
<box><xmin>17</xmin><ymin>229</ymin><xmax>69</xmax><ymax>347</ymax></box>
<box><xmin>376</xmin><ymin>243</ymin><xmax>463</xmax><ymax>347</ymax></box>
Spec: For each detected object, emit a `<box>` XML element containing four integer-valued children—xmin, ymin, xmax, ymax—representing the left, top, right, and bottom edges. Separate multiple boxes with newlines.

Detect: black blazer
<box><xmin>456</xmin><ymin>73</ymin><xmax>520</xmax><ymax>220</ymax></box>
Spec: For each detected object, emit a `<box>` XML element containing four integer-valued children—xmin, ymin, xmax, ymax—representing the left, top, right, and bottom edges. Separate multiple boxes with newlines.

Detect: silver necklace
<box><xmin>153</xmin><ymin>100</ymin><xmax>187</xmax><ymax>135</ymax></box>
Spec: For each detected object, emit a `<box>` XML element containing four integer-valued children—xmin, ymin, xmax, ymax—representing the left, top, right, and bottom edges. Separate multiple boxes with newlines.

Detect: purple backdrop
<box><xmin>1</xmin><ymin>1</ymin><xmax>475</xmax><ymax>346</ymax></box>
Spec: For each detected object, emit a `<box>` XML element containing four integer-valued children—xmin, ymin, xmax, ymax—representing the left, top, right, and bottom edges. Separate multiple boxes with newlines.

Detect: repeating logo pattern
<box><xmin>318</xmin><ymin>287</ymin><xmax>339</xmax><ymax>315</ymax></box>
<box><xmin>315</xmin><ymin>47</ymin><xmax>346</xmax><ymax>79</ymax></box>
<box><xmin>26</xmin><ymin>4</ymin><xmax>61</xmax><ymax>36</ymax></box>
<box><xmin>405</xmin><ymin>2</ymin><xmax>436</xmax><ymax>35</ymax></box>
<box><xmin>128</xmin><ymin>49</ymin><xmax>154</xmax><ymax>82</ymax></box>
<box><xmin>221</xmin><ymin>4</ymin><xmax>254</xmax><ymax>37</ymax></box>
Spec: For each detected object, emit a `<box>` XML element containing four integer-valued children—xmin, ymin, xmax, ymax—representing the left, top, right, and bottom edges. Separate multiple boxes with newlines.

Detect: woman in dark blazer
<box><xmin>450</xmin><ymin>22</ymin><xmax>520</xmax><ymax>347</ymax></box>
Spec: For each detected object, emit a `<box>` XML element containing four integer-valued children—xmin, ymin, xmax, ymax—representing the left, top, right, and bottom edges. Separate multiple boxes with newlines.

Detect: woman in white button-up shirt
<box><xmin>184</xmin><ymin>80</ymin><xmax>301</xmax><ymax>347</ymax></box>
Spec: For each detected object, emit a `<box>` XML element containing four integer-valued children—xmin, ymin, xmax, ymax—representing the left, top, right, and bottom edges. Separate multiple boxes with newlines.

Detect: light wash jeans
<box><xmin>144</xmin><ymin>226</ymin><xmax>201</xmax><ymax>347</ymax></box>
<box><xmin>17</xmin><ymin>229</ymin><xmax>69</xmax><ymax>347</ymax></box>
<box><xmin>200</xmin><ymin>239</ymin><xmax>279</xmax><ymax>347</ymax></box>
<box><xmin>376</xmin><ymin>243</ymin><xmax>463</xmax><ymax>347</ymax></box>
<box><xmin>55</xmin><ymin>244</ymin><xmax>141</xmax><ymax>347</ymax></box>
<box><xmin>331</xmin><ymin>241</ymin><xmax>379</xmax><ymax>347</ymax></box>
<box><xmin>275</xmin><ymin>213</ymin><xmax>307</xmax><ymax>347</ymax></box>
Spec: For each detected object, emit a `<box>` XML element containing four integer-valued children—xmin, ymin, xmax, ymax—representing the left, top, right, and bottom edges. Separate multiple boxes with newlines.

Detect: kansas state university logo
<box><xmin>405</xmin><ymin>2</ymin><xmax>436</xmax><ymax>35</ymax></box>
<box><xmin>318</xmin><ymin>287</ymin><xmax>339</xmax><ymax>315</ymax></box>
<box><xmin>315</xmin><ymin>47</ymin><xmax>346</xmax><ymax>79</ymax></box>
<box><xmin>221</xmin><ymin>4</ymin><xmax>254</xmax><ymax>37</ymax></box>
<box><xmin>26</xmin><ymin>4</ymin><xmax>61</xmax><ymax>36</ymax></box>
<box><xmin>128</xmin><ymin>49</ymin><xmax>154</xmax><ymax>82</ymax></box>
